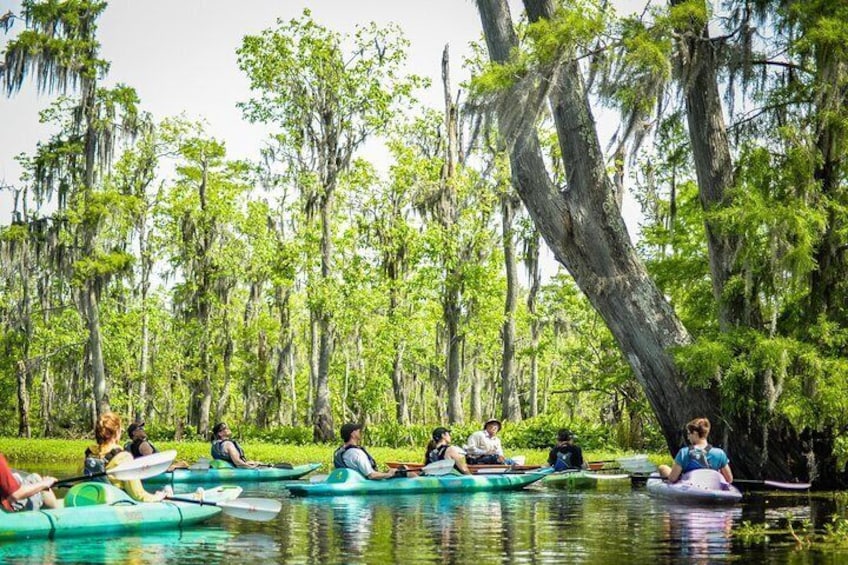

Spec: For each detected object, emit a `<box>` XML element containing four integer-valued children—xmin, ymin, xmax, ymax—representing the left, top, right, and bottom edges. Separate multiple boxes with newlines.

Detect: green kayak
<box><xmin>543</xmin><ymin>470</ymin><xmax>631</xmax><ymax>489</ymax></box>
<box><xmin>286</xmin><ymin>467</ymin><xmax>554</xmax><ymax>497</ymax></box>
<box><xmin>145</xmin><ymin>462</ymin><xmax>322</xmax><ymax>485</ymax></box>
<box><xmin>0</xmin><ymin>482</ymin><xmax>226</xmax><ymax>541</ymax></box>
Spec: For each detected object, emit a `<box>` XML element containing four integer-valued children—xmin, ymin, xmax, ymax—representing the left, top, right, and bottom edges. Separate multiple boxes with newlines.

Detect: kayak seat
<box><xmin>326</xmin><ymin>469</ymin><xmax>365</xmax><ymax>483</ymax></box>
<box><xmin>64</xmin><ymin>482</ymin><xmax>136</xmax><ymax>507</ymax></box>
<box><xmin>210</xmin><ymin>460</ymin><xmax>235</xmax><ymax>469</ymax></box>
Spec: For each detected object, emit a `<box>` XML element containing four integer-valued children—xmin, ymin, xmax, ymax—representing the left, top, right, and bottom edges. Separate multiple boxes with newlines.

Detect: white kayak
<box><xmin>646</xmin><ymin>469</ymin><xmax>742</xmax><ymax>505</ymax></box>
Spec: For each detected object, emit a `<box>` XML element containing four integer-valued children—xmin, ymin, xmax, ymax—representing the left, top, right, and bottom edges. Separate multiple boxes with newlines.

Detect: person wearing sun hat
<box><xmin>425</xmin><ymin>427</ymin><xmax>470</xmax><ymax>474</ymax></box>
<box><xmin>465</xmin><ymin>419</ymin><xmax>515</xmax><ymax>465</ymax></box>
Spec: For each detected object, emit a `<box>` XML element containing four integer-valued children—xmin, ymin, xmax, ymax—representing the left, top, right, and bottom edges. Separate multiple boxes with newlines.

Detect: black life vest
<box><xmin>426</xmin><ymin>445</ymin><xmax>449</xmax><ymax>465</ymax></box>
<box><xmin>124</xmin><ymin>439</ymin><xmax>158</xmax><ymax>458</ymax></box>
<box><xmin>83</xmin><ymin>447</ymin><xmax>123</xmax><ymax>482</ymax></box>
<box><xmin>211</xmin><ymin>439</ymin><xmax>246</xmax><ymax>464</ymax></box>
<box><xmin>333</xmin><ymin>444</ymin><xmax>377</xmax><ymax>470</ymax></box>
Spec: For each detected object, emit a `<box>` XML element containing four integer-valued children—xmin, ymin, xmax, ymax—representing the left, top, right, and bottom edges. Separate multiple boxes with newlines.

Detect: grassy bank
<box><xmin>0</xmin><ymin>437</ymin><xmax>659</xmax><ymax>469</ymax></box>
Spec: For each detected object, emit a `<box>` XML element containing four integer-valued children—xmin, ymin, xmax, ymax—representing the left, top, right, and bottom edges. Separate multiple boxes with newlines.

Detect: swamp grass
<box><xmin>0</xmin><ymin>437</ymin><xmax>662</xmax><ymax>470</ymax></box>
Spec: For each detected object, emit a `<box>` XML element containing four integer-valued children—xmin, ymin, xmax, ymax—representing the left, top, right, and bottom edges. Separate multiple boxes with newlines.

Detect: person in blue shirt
<box><xmin>658</xmin><ymin>417</ymin><xmax>733</xmax><ymax>484</ymax></box>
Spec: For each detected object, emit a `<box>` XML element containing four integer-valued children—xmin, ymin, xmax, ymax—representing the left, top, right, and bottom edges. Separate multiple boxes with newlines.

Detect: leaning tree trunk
<box><xmin>16</xmin><ymin>361</ymin><xmax>31</xmax><ymax>438</ymax></box>
<box><xmin>477</xmin><ymin>0</ymin><xmax>716</xmax><ymax>457</ymax></box>
<box><xmin>500</xmin><ymin>193</ymin><xmax>522</xmax><ymax>421</ymax></box>
<box><xmin>474</xmin><ymin>0</ymin><xmax>804</xmax><ymax>480</ymax></box>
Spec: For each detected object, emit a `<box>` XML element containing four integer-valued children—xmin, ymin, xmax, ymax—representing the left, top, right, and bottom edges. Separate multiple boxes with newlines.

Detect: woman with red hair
<box><xmin>84</xmin><ymin>412</ymin><xmax>171</xmax><ymax>502</ymax></box>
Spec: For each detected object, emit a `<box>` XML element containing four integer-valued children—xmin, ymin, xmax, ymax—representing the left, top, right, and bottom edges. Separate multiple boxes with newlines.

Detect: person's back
<box><xmin>674</xmin><ymin>445</ymin><xmax>729</xmax><ymax>473</ymax></box>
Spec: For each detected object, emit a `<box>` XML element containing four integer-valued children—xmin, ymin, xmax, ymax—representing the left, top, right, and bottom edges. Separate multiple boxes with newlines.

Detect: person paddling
<box><xmin>0</xmin><ymin>451</ymin><xmax>58</xmax><ymax>512</ymax></box>
<box><xmin>658</xmin><ymin>417</ymin><xmax>733</xmax><ymax>484</ymax></box>
<box><xmin>211</xmin><ymin>422</ymin><xmax>260</xmax><ymax>468</ymax></box>
<box><xmin>548</xmin><ymin>429</ymin><xmax>588</xmax><ymax>471</ymax></box>
<box><xmin>425</xmin><ymin>427</ymin><xmax>470</xmax><ymax>474</ymax></box>
<box><xmin>84</xmin><ymin>412</ymin><xmax>171</xmax><ymax>502</ymax></box>
<box><xmin>333</xmin><ymin>423</ymin><xmax>399</xmax><ymax>480</ymax></box>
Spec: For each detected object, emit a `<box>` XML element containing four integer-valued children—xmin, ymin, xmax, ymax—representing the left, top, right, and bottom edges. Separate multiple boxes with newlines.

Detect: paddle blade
<box><xmin>110</xmin><ymin>450</ymin><xmax>178</xmax><ymax>481</ymax></box>
<box><xmin>421</xmin><ymin>459</ymin><xmax>455</xmax><ymax>476</ymax></box>
<box><xmin>218</xmin><ymin>498</ymin><xmax>282</xmax><ymax>522</ymax></box>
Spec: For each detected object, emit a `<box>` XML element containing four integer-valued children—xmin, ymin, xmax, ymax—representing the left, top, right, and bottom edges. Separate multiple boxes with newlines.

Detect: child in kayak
<box><xmin>0</xmin><ymin>452</ymin><xmax>58</xmax><ymax>512</ymax></box>
<box><xmin>84</xmin><ymin>412</ymin><xmax>171</xmax><ymax>502</ymax></box>
<box><xmin>658</xmin><ymin>417</ymin><xmax>733</xmax><ymax>484</ymax></box>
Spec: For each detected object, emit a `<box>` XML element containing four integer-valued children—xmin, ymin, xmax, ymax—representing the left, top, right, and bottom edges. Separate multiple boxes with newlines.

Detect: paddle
<box><xmin>731</xmin><ymin>478</ymin><xmax>811</xmax><ymax>491</ymax></box>
<box><xmin>165</xmin><ymin>495</ymin><xmax>282</xmax><ymax>522</ymax></box>
<box><xmin>56</xmin><ymin>450</ymin><xmax>177</xmax><ymax>487</ymax></box>
<box><xmin>420</xmin><ymin>459</ymin><xmax>458</xmax><ymax>476</ymax></box>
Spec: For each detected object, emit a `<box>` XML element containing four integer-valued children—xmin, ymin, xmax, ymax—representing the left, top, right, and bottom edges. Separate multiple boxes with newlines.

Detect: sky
<box><xmin>0</xmin><ymin>0</ymin><xmax>653</xmax><ymax>275</ymax></box>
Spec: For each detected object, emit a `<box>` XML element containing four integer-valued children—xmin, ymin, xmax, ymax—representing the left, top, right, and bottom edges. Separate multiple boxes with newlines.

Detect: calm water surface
<box><xmin>1</xmin><ymin>463</ymin><xmax>845</xmax><ymax>564</ymax></box>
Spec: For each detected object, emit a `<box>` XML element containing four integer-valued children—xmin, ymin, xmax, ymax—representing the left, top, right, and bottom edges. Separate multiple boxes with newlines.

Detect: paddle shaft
<box><xmin>55</xmin><ymin>471</ymin><xmax>108</xmax><ymax>488</ymax></box>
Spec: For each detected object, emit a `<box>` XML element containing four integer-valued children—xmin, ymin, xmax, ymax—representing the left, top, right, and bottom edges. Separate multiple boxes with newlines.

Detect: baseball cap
<box><xmin>127</xmin><ymin>421</ymin><xmax>145</xmax><ymax>436</ymax></box>
<box><xmin>340</xmin><ymin>422</ymin><xmax>363</xmax><ymax>442</ymax></box>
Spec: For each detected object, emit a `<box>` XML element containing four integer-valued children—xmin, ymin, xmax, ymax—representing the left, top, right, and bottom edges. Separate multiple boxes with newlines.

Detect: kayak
<box><xmin>543</xmin><ymin>470</ymin><xmax>631</xmax><ymax>489</ymax></box>
<box><xmin>386</xmin><ymin>462</ymin><xmax>542</xmax><ymax>474</ymax></box>
<box><xmin>646</xmin><ymin>469</ymin><xmax>742</xmax><ymax>505</ymax></box>
<box><xmin>286</xmin><ymin>467</ymin><xmax>554</xmax><ymax>497</ymax></box>
<box><xmin>0</xmin><ymin>482</ymin><xmax>233</xmax><ymax>541</ymax></box>
<box><xmin>145</xmin><ymin>462</ymin><xmax>322</xmax><ymax>485</ymax></box>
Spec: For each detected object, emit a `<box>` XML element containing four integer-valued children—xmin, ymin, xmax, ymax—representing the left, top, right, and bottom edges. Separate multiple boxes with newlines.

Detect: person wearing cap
<box><xmin>548</xmin><ymin>429</ymin><xmax>587</xmax><ymax>471</ymax></box>
<box><xmin>124</xmin><ymin>421</ymin><xmax>158</xmax><ymax>458</ymax></box>
<box><xmin>211</xmin><ymin>422</ymin><xmax>259</xmax><ymax>468</ymax></box>
<box><xmin>333</xmin><ymin>423</ymin><xmax>398</xmax><ymax>479</ymax></box>
<box><xmin>425</xmin><ymin>427</ymin><xmax>470</xmax><ymax>474</ymax></box>
<box><xmin>465</xmin><ymin>419</ymin><xmax>514</xmax><ymax>465</ymax></box>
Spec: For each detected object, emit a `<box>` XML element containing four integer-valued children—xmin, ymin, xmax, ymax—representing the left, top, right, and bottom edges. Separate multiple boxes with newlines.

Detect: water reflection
<box><xmin>0</xmin><ymin>526</ymin><xmax>234</xmax><ymax>565</ymax></box>
<box><xmin>658</xmin><ymin>504</ymin><xmax>742</xmax><ymax>564</ymax></box>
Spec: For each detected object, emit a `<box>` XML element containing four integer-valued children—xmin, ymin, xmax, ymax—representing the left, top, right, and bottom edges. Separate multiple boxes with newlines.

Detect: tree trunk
<box><xmin>526</xmin><ymin>230</ymin><xmax>541</xmax><ymax>417</ymax></box>
<box><xmin>138</xmin><ymin>212</ymin><xmax>151</xmax><ymax>422</ymax></box>
<box><xmin>441</xmin><ymin>45</ymin><xmax>464</xmax><ymax>425</ymax></box>
<box><xmin>313</xmin><ymin>191</ymin><xmax>335</xmax><ymax>441</ymax></box>
<box><xmin>16</xmin><ymin>361</ymin><xmax>30</xmax><ymax>438</ymax></box>
<box><xmin>85</xmin><ymin>281</ymin><xmax>110</xmax><ymax>418</ymax></box>
<box><xmin>474</xmin><ymin>0</ymin><xmax>805</xmax><ymax>480</ymax></box>
<box><xmin>470</xmin><ymin>349</ymin><xmax>482</xmax><ymax>422</ymax></box>
<box><xmin>670</xmin><ymin>0</ymin><xmax>752</xmax><ymax>330</ymax></box>
<box><xmin>478</xmin><ymin>0</ymin><xmax>716</xmax><ymax>452</ymax></box>
<box><xmin>500</xmin><ymin>193</ymin><xmax>522</xmax><ymax>421</ymax></box>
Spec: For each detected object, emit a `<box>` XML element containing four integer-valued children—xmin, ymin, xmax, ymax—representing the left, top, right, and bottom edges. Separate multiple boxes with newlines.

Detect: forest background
<box><xmin>1</xmin><ymin>0</ymin><xmax>847</xmax><ymax>485</ymax></box>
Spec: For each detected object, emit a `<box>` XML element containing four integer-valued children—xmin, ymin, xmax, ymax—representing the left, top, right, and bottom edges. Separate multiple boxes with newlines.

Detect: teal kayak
<box><xmin>286</xmin><ymin>467</ymin><xmax>554</xmax><ymax>497</ymax></box>
<box><xmin>0</xmin><ymin>482</ymin><xmax>226</xmax><ymax>541</ymax></box>
<box><xmin>145</xmin><ymin>462</ymin><xmax>322</xmax><ymax>485</ymax></box>
<box><xmin>646</xmin><ymin>469</ymin><xmax>742</xmax><ymax>505</ymax></box>
<box><xmin>543</xmin><ymin>470</ymin><xmax>631</xmax><ymax>489</ymax></box>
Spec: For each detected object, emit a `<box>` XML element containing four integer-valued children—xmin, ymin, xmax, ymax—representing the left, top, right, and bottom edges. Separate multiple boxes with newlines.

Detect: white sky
<box><xmin>1</xmin><ymin>0</ymin><xmax>653</xmax><ymax>274</ymax></box>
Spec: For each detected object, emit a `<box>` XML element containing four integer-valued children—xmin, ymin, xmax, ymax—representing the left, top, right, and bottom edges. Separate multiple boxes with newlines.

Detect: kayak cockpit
<box><xmin>63</xmin><ymin>482</ymin><xmax>136</xmax><ymax>507</ymax></box>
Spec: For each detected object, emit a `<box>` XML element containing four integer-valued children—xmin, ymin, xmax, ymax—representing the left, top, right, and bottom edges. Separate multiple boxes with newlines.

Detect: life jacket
<box><xmin>426</xmin><ymin>445</ymin><xmax>449</xmax><ymax>465</ymax></box>
<box><xmin>83</xmin><ymin>447</ymin><xmax>123</xmax><ymax>482</ymax></box>
<box><xmin>211</xmin><ymin>439</ymin><xmax>245</xmax><ymax>464</ymax></box>
<box><xmin>688</xmin><ymin>445</ymin><xmax>712</xmax><ymax>469</ymax></box>
<box><xmin>333</xmin><ymin>445</ymin><xmax>377</xmax><ymax>470</ymax></box>
<box><xmin>124</xmin><ymin>439</ymin><xmax>158</xmax><ymax>459</ymax></box>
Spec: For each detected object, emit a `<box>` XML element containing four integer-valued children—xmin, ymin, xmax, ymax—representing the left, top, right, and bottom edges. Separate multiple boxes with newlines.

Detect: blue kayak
<box><xmin>286</xmin><ymin>467</ymin><xmax>554</xmax><ymax>497</ymax></box>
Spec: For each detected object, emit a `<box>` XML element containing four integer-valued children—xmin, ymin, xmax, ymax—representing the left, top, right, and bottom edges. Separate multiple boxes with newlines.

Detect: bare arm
<box><xmin>667</xmin><ymin>462</ymin><xmax>683</xmax><ymax>483</ymax></box>
<box><xmin>719</xmin><ymin>464</ymin><xmax>733</xmax><ymax>483</ymax></box>
<box><xmin>366</xmin><ymin>468</ymin><xmax>398</xmax><ymax>480</ymax></box>
<box><xmin>138</xmin><ymin>442</ymin><xmax>155</xmax><ymax>457</ymax></box>
<box><xmin>226</xmin><ymin>443</ymin><xmax>256</xmax><ymax>468</ymax></box>
<box><xmin>446</xmin><ymin>446</ymin><xmax>471</xmax><ymax>474</ymax></box>
<box><xmin>9</xmin><ymin>476</ymin><xmax>56</xmax><ymax>502</ymax></box>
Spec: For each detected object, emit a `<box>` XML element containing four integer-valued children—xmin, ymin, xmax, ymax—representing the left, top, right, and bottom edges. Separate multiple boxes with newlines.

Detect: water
<box><xmin>1</xmin><ymin>464</ymin><xmax>845</xmax><ymax>564</ymax></box>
